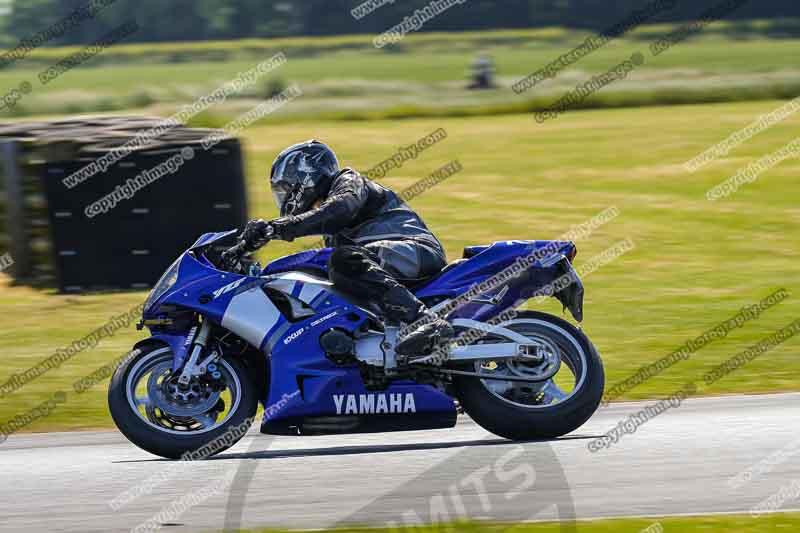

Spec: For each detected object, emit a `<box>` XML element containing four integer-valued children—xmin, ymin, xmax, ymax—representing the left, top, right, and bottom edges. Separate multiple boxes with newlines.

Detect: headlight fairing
<box><xmin>144</xmin><ymin>256</ymin><xmax>182</xmax><ymax>313</ymax></box>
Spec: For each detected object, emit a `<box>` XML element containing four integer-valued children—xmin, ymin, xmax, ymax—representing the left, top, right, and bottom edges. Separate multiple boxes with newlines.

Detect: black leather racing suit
<box><xmin>273</xmin><ymin>168</ymin><xmax>447</xmax><ymax>324</ymax></box>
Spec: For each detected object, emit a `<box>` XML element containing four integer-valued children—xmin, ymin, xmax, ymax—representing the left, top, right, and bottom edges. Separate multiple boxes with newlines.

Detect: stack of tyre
<box><xmin>0</xmin><ymin>116</ymin><xmax>248</xmax><ymax>291</ymax></box>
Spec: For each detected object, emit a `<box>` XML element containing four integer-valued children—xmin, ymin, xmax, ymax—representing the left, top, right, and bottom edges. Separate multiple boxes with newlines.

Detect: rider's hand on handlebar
<box><xmin>240</xmin><ymin>219</ymin><xmax>274</xmax><ymax>251</ymax></box>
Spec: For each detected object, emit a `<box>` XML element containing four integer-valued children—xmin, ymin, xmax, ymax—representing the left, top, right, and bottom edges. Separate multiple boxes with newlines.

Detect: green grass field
<box><xmin>1</xmin><ymin>23</ymin><xmax>799</xmax><ymax>118</ymax></box>
<box><xmin>0</xmin><ymin>97</ymin><xmax>798</xmax><ymax>433</ymax></box>
<box><xmin>235</xmin><ymin>512</ymin><xmax>800</xmax><ymax>533</ymax></box>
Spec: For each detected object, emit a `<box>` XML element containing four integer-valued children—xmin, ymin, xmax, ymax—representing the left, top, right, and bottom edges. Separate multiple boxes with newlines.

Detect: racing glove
<box><xmin>240</xmin><ymin>219</ymin><xmax>272</xmax><ymax>251</ymax></box>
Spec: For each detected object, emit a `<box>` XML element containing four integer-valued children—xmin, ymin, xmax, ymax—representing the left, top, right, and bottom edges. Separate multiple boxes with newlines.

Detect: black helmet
<box><xmin>270</xmin><ymin>140</ymin><xmax>340</xmax><ymax>216</ymax></box>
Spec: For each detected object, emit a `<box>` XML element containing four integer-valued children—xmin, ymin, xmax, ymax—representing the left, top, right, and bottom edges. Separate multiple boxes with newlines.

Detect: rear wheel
<box><xmin>452</xmin><ymin>311</ymin><xmax>604</xmax><ymax>440</ymax></box>
<box><xmin>108</xmin><ymin>344</ymin><xmax>258</xmax><ymax>459</ymax></box>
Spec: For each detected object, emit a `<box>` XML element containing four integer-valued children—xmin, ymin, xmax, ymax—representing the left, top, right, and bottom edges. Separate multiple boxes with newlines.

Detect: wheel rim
<box><xmin>472</xmin><ymin>319</ymin><xmax>588</xmax><ymax>410</ymax></box>
<box><xmin>125</xmin><ymin>348</ymin><xmax>242</xmax><ymax>435</ymax></box>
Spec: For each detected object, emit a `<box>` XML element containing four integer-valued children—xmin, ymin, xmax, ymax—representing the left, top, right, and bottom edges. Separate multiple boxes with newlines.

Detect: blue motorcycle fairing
<box><xmin>256</xmin><ymin>275</ymin><xmax>364</xmax><ymax>355</ymax></box>
<box><xmin>260</xmin><ymin>240</ymin><xmax>579</xmax><ymax>323</ymax></box>
<box><xmin>138</xmin><ymin>237</ymin><xmax>581</xmax><ymax>431</ymax></box>
<box><xmin>263</xmin><ymin>306</ymin><xmax>455</xmax><ymax>422</ymax></box>
<box><xmin>417</xmin><ymin>240</ymin><xmax>575</xmax><ymax>298</ymax></box>
<box><xmin>189</xmin><ymin>229</ymin><xmax>239</xmax><ymax>251</ymax></box>
<box><xmin>143</xmin><ymin>251</ymin><xmax>249</xmax><ymax>326</ymax></box>
<box><xmin>417</xmin><ymin>240</ymin><xmax>579</xmax><ymax>323</ymax></box>
<box><xmin>260</xmin><ymin>240</ymin><xmax>574</xmax><ymax>296</ymax></box>
<box><xmin>262</xmin><ymin>248</ymin><xmax>332</xmax><ymax>277</ymax></box>
<box><xmin>142</xmin><ymin>249</ymin><xmax>266</xmax><ymax>371</ymax></box>
<box><xmin>144</xmin><ymin>254</ymin><xmax>369</xmax><ymax>376</ymax></box>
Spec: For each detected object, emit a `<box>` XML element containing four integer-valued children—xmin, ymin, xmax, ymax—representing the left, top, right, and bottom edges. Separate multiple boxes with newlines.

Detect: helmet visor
<box><xmin>271</xmin><ymin>152</ymin><xmax>322</xmax><ymax>216</ymax></box>
<box><xmin>271</xmin><ymin>181</ymin><xmax>292</xmax><ymax>216</ymax></box>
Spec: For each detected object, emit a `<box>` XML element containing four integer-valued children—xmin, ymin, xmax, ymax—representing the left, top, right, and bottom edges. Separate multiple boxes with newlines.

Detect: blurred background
<box><xmin>0</xmin><ymin>0</ymin><xmax>797</xmax><ymax>432</ymax></box>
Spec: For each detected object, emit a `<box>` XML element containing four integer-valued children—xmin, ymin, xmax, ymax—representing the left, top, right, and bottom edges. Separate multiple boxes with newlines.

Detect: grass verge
<box><xmin>0</xmin><ymin>99</ymin><xmax>798</xmax><ymax>433</ymax></box>
<box><xmin>231</xmin><ymin>512</ymin><xmax>800</xmax><ymax>533</ymax></box>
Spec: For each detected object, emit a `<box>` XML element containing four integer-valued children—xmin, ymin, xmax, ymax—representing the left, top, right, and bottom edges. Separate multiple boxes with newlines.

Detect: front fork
<box><xmin>174</xmin><ymin>321</ymin><xmax>219</xmax><ymax>384</ymax></box>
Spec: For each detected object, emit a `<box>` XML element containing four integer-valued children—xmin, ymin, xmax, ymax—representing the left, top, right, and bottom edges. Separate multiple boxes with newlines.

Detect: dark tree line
<box><xmin>1</xmin><ymin>0</ymin><xmax>798</xmax><ymax>45</ymax></box>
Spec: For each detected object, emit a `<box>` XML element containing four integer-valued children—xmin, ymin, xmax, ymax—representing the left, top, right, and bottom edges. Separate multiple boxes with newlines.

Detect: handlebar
<box><xmin>220</xmin><ymin>223</ymin><xmax>274</xmax><ymax>273</ymax></box>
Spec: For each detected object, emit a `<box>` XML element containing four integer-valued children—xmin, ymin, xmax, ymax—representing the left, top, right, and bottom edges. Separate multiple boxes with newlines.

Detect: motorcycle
<box><xmin>108</xmin><ymin>229</ymin><xmax>604</xmax><ymax>459</ymax></box>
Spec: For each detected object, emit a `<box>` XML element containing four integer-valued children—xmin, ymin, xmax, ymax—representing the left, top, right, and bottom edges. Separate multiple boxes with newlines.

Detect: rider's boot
<box><xmin>380</xmin><ymin>286</ymin><xmax>454</xmax><ymax>362</ymax></box>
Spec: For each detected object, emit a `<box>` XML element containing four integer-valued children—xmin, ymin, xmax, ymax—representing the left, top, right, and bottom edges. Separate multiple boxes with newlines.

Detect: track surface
<box><xmin>2</xmin><ymin>393</ymin><xmax>799</xmax><ymax>532</ymax></box>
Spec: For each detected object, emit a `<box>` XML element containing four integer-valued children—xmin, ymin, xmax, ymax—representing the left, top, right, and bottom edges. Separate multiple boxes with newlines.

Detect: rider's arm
<box><xmin>271</xmin><ymin>170</ymin><xmax>368</xmax><ymax>241</ymax></box>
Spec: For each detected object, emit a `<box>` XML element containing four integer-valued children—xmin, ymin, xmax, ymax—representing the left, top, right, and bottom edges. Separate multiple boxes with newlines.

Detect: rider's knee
<box><xmin>328</xmin><ymin>245</ymin><xmax>371</xmax><ymax>277</ymax></box>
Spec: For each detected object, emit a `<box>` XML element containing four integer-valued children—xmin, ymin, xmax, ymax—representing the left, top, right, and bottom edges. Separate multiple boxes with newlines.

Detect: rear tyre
<box><xmin>452</xmin><ymin>311</ymin><xmax>604</xmax><ymax>440</ymax></box>
<box><xmin>108</xmin><ymin>344</ymin><xmax>259</xmax><ymax>459</ymax></box>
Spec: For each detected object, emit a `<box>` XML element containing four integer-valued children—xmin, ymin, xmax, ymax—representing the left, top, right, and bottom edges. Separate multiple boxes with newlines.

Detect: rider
<box><xmin>240</xmin><ymin>140</ymin><xmax>454</xmax><ymax>358</ymax></box>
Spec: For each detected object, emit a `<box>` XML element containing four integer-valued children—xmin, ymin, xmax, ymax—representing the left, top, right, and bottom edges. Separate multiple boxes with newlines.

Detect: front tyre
<box><xmin>452</xmin><ymin>311</ymin><xmax>604</xmax><ymax>440</ymax></box>
<box><xmin>108</xmin><ymin>344</ymin><xmax>258</xmax><ymax>459</ymax></box>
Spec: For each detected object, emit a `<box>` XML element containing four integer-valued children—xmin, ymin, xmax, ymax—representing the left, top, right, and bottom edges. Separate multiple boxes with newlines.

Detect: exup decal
<box><xmin>333</xmin><ymin>393</ymin><xmax>416</xmax><ymax>415</ymax></box>
<box><xmin>283</xmin><ymin>327</ymin><xmax>305</xmax><ymax>345</ymax></box>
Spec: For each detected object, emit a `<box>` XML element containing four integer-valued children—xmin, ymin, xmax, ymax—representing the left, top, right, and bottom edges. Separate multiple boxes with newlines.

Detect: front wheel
<box><xmin>451</xmin><ymin>311</ymin><xmax>604</xmax><ymax>440</ymax></box>
<box><xmin>108</xmin><ymin>344</ymin><xmax>258</xmax><ymax>459</ymax></box>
